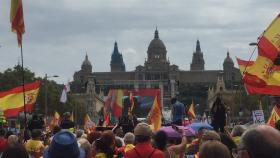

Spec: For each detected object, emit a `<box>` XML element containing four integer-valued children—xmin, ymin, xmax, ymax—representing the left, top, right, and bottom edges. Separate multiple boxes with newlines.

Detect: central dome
<box><xmin>148</xmin><ymin>29</ymin><xmax>166</xmax><ymax>50</ymax></box>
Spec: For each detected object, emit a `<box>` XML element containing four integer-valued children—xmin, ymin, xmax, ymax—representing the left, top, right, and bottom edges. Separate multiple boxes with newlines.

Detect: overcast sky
<box><xmin>0</xmin><ymin>0</ymin><xmax>279</xmax><ymax>84</ymax></box>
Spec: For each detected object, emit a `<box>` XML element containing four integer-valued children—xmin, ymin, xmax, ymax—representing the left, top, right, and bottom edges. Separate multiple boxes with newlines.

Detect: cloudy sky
<box><xmin>0</xmin><ymin>0</ymin><xmax>279</xmax><ymax>83</ymax></box>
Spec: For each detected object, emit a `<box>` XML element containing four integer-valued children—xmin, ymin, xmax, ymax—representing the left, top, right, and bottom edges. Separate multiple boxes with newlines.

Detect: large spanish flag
<box><xmin>267</xmin><ymin>105</ymin><xmax>280</xmax><ymax>127</ymax></box>
<box><xmin>10</xmin><ymin>0</ymin><xmax>25</xmax><ymax>47</ymax></box>
<box><xmin>147</xmin><ymin>90</ymin><xmax>161</xmax><ymax>132</ymax></box>
<box><xmin>237</xmin><ymin>57</ymin><xmax>280</xmax><ymax>95</ymax></box>
<box><xmin>0</xmin><ymin>81</ymin><xmax>40</xmax><ymax>117</ymax></box>
<box><xmin>258</xmin><ymin>13</ymin><xmax>280</xmax><ymax>61</ymax></box>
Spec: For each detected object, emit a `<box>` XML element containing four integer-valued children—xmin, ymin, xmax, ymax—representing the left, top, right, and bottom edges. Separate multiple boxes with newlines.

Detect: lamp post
<box><xmin>44</xmin><ymin>74</ymin><xmax>59</xmax><ymax>117</ymax></box>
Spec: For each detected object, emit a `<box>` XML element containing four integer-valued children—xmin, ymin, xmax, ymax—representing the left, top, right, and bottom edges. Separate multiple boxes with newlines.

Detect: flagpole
<box><xmin>20</xmin><ymin>44</ymin><xmax>27</xmax><ymax>129</ymax></box>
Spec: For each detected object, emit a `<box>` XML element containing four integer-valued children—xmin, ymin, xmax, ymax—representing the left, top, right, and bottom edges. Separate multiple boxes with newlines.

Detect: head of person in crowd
<box><xmin>153</xmin><ymin>130</ymin><xmax>167</xmax><ymax>151</ymax></box>
<box><xmin>115</xmin><ymin>127</ymin><xmax>124</xmax><ymax>138</ymax></box>
<box><xmin>76</xmin><ymin>129</ymin><xmax>84</xmax><ymax>139</ymax></box>
<box><xmin>52</xmin><ymin>126</ymin><xmax>61</xmax><ymax>136</ymax></box>
<box><xmin>124</xmin><ymin>132</ymin><xmax>135</xmax><ymax>145</ymax></box>
<box><xmin>31</xmin><ymin>129</ymin><xmax>42</xmax><ymax>140</ymax></box>
<box><xmin>238</xmin><ymin>125</ymin><xmax>280</xmax><ymax>158</ymax></box>
<box><xmin>170</xmin><ymin>97</ymin><xmax>177</xmax><ymax>104</ymax></box>
<box><xmin>197</xmin><ymin>127</ymin><xmax>208</xmax><ymax>140</ymax></box>
<box><xmin>63</xmin><ymin>112</ymin><xmax>71</xmax><ymax>120</ymax></box>
<box><xmin>275</xmin><ymin>120</ymin><xmax>280</xmax><ymax>132</ymax></box>
<box><xmin>231</xmin><ymin>125</ymin><xmax>246</xmax><ymax>145</ymax></box>
<box><xmin>95</xmin><ymin>130</ymin><xmax>115</xmax><ymax>158</ymax></box>
<box><xmin>43</xmin><ymin>131</ymin><xmax>85</xmax><ymax>158</ymax></box>
<box><xmin>78</xmin><ymin>138</ymin><xmax>92</xmax><ymax>158</ymax></box>
<box><xmin>7</xmin><ymin>135</ymin><xmax>19</xmax><ymax>146</ymax></box>
<box><xmin>200</xmin><ymin>130</ymin><xmax>221</xmax><ymax>145</ymax></box>
<box><xmin>87</xmin><ymin>131</ymin><xmax>101</xmax><ymax>144</ymax></box>
<box><xmin>1</xmin><ymin>143</ymin><xmax>29</xmax><ymax>158</ymax></box>
<box><xmin>134</xmin><ymin>122</ymin><xmax>152</xmax><ymax>144</ymax></box>
<box><xmin>0</xmin><ymin>128</ymin><xmax>6</xmax><ymax>138</ymax></box>
<box><xmin>5</xmin><ymin>131</ymin><xmax>14</xmax><ymax>139</ymax></box>
<box><xmin>115</xmin><ymin>137</ymin><xmax>123</xmax><ymax>148</ymax></box>
<box><xmin>199</xmin><ymin>140</ymin><xmax>231</xmax><ymax>158</ymax></box>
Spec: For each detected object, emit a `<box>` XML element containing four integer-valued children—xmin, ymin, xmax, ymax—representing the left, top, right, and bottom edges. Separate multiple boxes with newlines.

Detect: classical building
<box><xmin>72</xmin><ymin>29</ymin><xmax>242</xmax><ymax>115</ymax></box>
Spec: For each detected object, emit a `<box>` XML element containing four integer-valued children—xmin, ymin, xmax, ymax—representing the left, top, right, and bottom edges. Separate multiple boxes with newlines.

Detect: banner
<box><xmin>252</xmin><ymin>110</ymin><xmax>265</xmax><ymax>124</ymax></box>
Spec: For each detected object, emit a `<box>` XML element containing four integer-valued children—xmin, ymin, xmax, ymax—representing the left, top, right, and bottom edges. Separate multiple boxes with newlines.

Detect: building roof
<box><xmin>82</xmin><ymin>54</ymin><xmax>92</xmax><ymax>66</ymax></box>
<box><xmin>148</xmin><ymin>28</ymin><xmax>166</xmax><ymax>50</ymax></box>
<box><xmin>224</xmin><ymin>51</ymin><xmax>234</xmax><ymax>64</ymax></box>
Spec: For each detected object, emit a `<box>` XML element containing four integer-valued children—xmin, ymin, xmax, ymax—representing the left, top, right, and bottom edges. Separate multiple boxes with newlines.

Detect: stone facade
<box><xmin>72</xmin><ymin>29</ymin><xmax>241</xmax><ymax>112</ymax></box>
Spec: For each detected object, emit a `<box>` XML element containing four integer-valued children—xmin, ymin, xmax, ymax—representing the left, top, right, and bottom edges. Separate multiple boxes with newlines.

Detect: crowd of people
<box><xmin>0</xmin><ymin>97</ymin><xmax>278</xmax><ymax>158</ymax></box>
<box><xmin>0</xmin><ymin>111</ymin><xmax>279</xmax><ymax>158</ymax></box>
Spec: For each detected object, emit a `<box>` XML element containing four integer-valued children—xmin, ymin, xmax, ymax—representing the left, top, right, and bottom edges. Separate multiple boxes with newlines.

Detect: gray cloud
<box><xmin>0</xmin><ymin>0</ymin><xmax>279</xmax><ymax>83</ymax></box>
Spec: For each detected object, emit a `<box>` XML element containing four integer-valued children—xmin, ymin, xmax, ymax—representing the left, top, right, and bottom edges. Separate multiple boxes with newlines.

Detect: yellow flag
<box><xmin>148</xmin><ymin>95</ymin><xmax>161</xmax><ymax>132</ymax></box>
<box><xmin>188</xmin><ymin>100</ymin><xmax>196</xmax><ymax>119</ymax></box>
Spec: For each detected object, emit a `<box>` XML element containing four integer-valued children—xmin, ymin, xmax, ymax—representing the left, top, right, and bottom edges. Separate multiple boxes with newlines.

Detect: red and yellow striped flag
<box><xmin>258</xmin><ymin>13</ymin><xmax>280</xmax><ymax>61</ymax></box>
<box><xmin>148</xmin><ymin>91</ymin><xmax>161</xmax><ymax>132</ymax></box>
<box><xmin>10</xmin><ymin>0</ymin><xmax>25</xmax><ymax>47</ymax></box>
<box><xmin>0</xmin><ymin>81</ymin><xmax>40</xmax><ymax>117</ymax></box>
<box><xmin>267</xmin><ymin>105</ymin><xmax>280</xmax><ymax>127</ymax></box>
<box><xmin>237</xmin><ymin>57</ymin><xmax>280</xmax><ymax>95</ymax></box>
<box><xmin>188</xmin><ymin>100</ymin><xmax>196</xmax><ymax>119</ymax></box>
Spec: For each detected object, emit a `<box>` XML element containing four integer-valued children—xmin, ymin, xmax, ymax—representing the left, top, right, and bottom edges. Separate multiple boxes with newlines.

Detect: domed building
<box><xmin>72</xmin><ymin>28</ymin><xmax>241</xmax><ymax>115</ymax></box>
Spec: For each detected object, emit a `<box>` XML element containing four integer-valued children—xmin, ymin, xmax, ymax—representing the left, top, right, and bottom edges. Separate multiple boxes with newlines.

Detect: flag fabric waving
<box><xmin>84</xmin><ymin>114</ymin><xmax>95</xmax><ymax>133</ymax></box>
<box><xmin>267</xmin><ymin>105</ymin><xmax>280</xmax><ymax>127</ymax></box>
<box><xmin>258</xmin><ymin>13</ymin><xmax>280</xmax><ymax>61</ymax></box>
<box><xmin>0</xmin><ymin>80</ymin><xmax>40</xmax><ymax>117</ymax></box>
<box><xmin>10</xmin><ymin>0</ymin><xmax>25</xmax><ymax>47</ymax></box>
<box><xmin>147</xmin><ymin>90</ymin><xmax>161</xmax><ymax>132</ymax></box>
<box><xmin>188</xmin><ymin>100</ymin><xmax>196</xmax><ymax>119</ymax></box>
<box><xmin>129</xmin><ymin>92</ymin><xmax>135</xmax><ymax>112</ymax></box>
<box><xmin>237</xmin><ymin>57</ymin><xmax>280</xmax><ymax>95</ymax></box>
<box><xmin>60</xmin><ymin>82</ymin><xmax>70</xmax><ymax>103</ymax></box>
<box><xmin>50</xmin><ymin>111</ymin><xmax>60</xmax><ymax>128</ymax></box>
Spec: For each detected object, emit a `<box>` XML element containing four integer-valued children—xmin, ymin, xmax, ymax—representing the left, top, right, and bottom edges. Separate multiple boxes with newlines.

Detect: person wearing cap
<box><xmin>124</xmin><ymin>123</ymin><xmax>164</xmax><ymax>158</ymax></box>
<box><xmin>60</xmin><ymin>112</ymin><xmax>75</xmax><ymax>131</ymax></box>
<box><xmin>43</xmin><ymin>131</ymin><xmax>85</xmax><ymax>158</ymax></box>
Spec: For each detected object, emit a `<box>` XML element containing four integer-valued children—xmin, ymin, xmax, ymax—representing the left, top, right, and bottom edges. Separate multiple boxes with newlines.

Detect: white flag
<box><xmin>60</xmin><ymin>83</ymin><xmax>70</xmax><ymax>103</ymax></box>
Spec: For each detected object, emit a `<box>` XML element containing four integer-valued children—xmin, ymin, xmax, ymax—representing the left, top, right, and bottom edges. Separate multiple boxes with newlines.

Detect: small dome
<box><xmin>148</xmin><ymin>29</ymin><xmax>166</xmax><ymax>50</ymax></box>
<box><xmin>82</xmin><ymin>54</ymin><xmax>92</xmax><ymax>66</ymax></box>
<box><xmin>224</xmin><ymin>51</ymin><xmax>233</xmax><ymax>64</ymax></box>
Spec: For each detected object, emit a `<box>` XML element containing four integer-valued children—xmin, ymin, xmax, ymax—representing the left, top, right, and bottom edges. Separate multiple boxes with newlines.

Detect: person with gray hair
<box><xmin>7</xmin><ymin>135</ymin><xmax>19</xmax><ymax>147</ymax></box>
<box><xmin>236</xmin><ymin>125</ymin><xmax>280</xmax><ymax>158</ymax></box>
<box><xmin>231</xmin><ymin>125</ymin><xmax>246</xmax><ymax>146</ymax></box>
<box><xmin>117</xmin><ymin>132</ymin><xmax>135</xmax><ymax>156</ymax></box>
<box><xmin>124</xmin><ymin>132</ymin><xmax>135</xmax><ymax>145</ymax></box>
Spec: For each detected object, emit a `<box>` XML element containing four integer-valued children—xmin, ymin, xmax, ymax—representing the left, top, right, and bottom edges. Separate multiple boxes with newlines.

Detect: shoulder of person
<box><xmin>153</xmin><ymin>149</ymin><xmax>165</xmax><ymax>157</ymax></box>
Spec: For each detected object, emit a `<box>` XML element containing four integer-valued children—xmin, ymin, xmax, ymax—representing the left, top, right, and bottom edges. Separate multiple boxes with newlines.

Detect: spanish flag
<box><xmin>147</xmin><ymin>91</ymin><xmax>161</xmax><ymax>132</ymax></box>
<box><xmin>188</xmin><ymin>100</ymin><xmax>196</xmax><ymax>119</ymax></box>
<box><xmin>0</xmin><ymin>81</ymin><xmax>40</xmax><ymax>117</ymax></box>
<box><xmin>237</xmin><ymin>57</ymin><xmax>280</xmax><ymax>95</ymax></box>
<box><xmin>267</xmin><ymin>105</ymin><xmax>280</xmax><ymax>127</ymax></box>
<box><xmin>258</xmin><ymin>13</ymin><xmax>280</xmax><ymax>61</ymax></box>
<box><xmin>112</xmin><ymin>89</ymin><xmax>124</xmax><ymax>118</ymax></box>
<box><xmin>10</xmin><ymin>0</ymin><xmax>25</xmax><ymax>47</ymax></box>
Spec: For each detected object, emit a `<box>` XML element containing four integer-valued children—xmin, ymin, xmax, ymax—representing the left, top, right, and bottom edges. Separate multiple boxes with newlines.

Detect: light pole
<box><xmin>44</xmin><ymin>74</ymin><xmax>59</xmax><ymax>117</ymax></box>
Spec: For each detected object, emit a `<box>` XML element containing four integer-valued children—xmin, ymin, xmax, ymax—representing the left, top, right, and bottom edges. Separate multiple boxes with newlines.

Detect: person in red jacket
<box><xmin>124</xmin><ymin>123</ymin><xmax>164</xmax><ymax>158</ymax></box>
